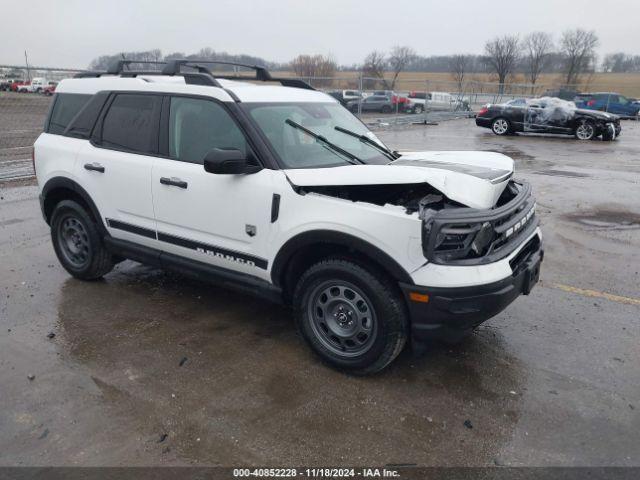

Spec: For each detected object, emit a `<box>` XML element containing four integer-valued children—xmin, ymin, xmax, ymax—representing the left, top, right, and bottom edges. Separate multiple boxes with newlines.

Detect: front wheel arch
<box><xmin>271</xmin><ymin>230</ymin><xmax>414</xmax><ymax>301</ymax></box>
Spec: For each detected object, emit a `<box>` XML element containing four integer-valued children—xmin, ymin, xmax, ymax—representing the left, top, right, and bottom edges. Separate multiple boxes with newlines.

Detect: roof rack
<box><xmin>74</xmin><ymin>59</ymin><xmax>315</xmax><ymax>91</ymax></box>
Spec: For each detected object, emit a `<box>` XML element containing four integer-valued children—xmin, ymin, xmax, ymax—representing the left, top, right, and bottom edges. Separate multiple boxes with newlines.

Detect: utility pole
<box><xmin>24</xmin><ymin>50</ymin><xmax>31</xmax><ymax>81</ymax></box>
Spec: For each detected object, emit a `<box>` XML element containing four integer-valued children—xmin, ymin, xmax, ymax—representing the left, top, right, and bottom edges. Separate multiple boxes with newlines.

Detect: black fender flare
<box><xmin>270</xmin><ymin>229</ymin><xmax>415</xmax><ymax>287</ymax></box>
<box><xmin>41</xmin><ymin>176</ymin><xmax>107</xmax><ymax>235</ymax></box>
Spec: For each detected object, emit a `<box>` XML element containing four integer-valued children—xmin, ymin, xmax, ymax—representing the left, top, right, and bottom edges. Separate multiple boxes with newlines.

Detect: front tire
<box><xmin>50</xmin><ymin>200</ymin><xmax>115</xmax><ymax>280</ymax></box>
<box><xmin>381</xmin><ymin>105</ymin><xmax>392</xmax><ymax>114</ymax></box>
<box><xmin>413</xmin><ymin>104</ymin><xmax>424</xmax><ymax>114</ymax></box>
<box><xmin>293</xmin><ymin>258</ymin><xmax>408</xmax><ymax>375</ymax></box>
<box><xmin>601</xmin><ymin>124</ymin><xmax>617</xmax><ymax>141</ymax></box>
<box><xmin>491</xmin><ymin>117</ymin><xmax>510</xmax><ymax>136</ymax></box>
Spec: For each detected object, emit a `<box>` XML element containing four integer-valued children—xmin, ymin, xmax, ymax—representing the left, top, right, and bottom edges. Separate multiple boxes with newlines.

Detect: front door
<box><xmin>151</xmin><ymin>96</ymin><xmax>278</xmax><ymax>280</ymax></box>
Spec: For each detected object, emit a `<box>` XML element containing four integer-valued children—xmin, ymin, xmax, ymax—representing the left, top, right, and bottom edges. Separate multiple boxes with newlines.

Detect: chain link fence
<box><xmin>1</xmin><ymin>64</ymin><xmax>638</xmax><ymax>180</ymax></box>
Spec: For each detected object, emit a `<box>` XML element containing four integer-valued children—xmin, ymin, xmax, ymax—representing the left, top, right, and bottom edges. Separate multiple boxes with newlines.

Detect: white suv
<box><xmin>35</xmin><ymin>60</ymin><xmax>543</xmax><ymax>374</ymax></box>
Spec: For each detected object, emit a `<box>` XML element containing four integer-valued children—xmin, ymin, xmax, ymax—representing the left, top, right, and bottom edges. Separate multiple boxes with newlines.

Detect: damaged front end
<box><xmin>421</xmin><ymin>180</ymin><xmax>538</xmax><ymax>265</ymax></box>
<box><xmin>296</xmin><ymin>178</ymin><xmax>538</xmax><ymax>268</ymax></box>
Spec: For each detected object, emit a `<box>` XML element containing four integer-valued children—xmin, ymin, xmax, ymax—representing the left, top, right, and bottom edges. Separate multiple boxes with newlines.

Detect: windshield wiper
<box><xmin>285</xmin><ymin>119</ymin><xmax>365</xmax><ymax>165</ymax></box>
<box><xmin>334</xmin><ymin>126</ymin><xmax>399</xmax><ymax>161</ymax></box>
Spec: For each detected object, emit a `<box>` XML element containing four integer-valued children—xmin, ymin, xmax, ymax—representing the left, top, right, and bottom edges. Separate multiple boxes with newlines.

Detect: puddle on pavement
<box><xmin>489</xmin><ymin>145</ymin><xmax>536</xmax><ymax>163</ymax></box>
<box><xmin>564</xmin><ymin>209</ymin><xmax>640</xmax><ymax>230</ymax></box>
<box><xmin>54</xmin><ymin>261</ymin><xmax>527</xmax><ymax>465</ymax></box>
<box><xmin>533</xmin><ymin>169</ymin><xmax>591</xmax><ymax>178</ymax></box>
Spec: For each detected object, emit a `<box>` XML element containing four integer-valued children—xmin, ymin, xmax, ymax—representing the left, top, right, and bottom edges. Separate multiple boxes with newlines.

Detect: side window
<box><xmin>47</xmin><ymin>93</ymin><xmax>91</xmax><ymax>135</ymax></box>
<box><xmin>168</xmin><ymin>97</ymin><xmax>249</xmax><ymax>164</ymax></box>
<box><xmin>101</xmin><ymin>94</ymin><xmax>160</xmax><ymax>154</ymax></box>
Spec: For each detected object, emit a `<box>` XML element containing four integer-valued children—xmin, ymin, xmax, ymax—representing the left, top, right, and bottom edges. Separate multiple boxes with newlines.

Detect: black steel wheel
<box><xmin>308</xmin><ymin>279</ymin><xmax>378</xmax><ymax>357</ymax></box>
<box><xmin>57</xmin><ymin>215</ymin><xmax>91</xmax><ymax>269</ymax></box>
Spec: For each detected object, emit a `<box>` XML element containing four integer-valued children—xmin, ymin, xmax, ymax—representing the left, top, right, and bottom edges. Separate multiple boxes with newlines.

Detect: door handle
<box><xmin>160</xmin><ymin>177</ymin><xmax>188</xmax><ymax>189</ymax></box>
<box><xmin>84</xmin><ymin>162</ymin><xmax>105</xmax><ymax>173</ymax></box>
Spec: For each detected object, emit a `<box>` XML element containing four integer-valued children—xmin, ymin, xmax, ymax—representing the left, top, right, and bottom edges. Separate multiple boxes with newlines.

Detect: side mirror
<box><xmin>203</xmin><ymin>148</ymin><xmax>260</xmax><ymax>175</ymax></box>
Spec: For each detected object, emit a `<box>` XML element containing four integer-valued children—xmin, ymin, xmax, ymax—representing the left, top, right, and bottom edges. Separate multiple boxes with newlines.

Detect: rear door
<box><xmin>504</xmin><ymin>102</ymin><xmax>525</xmax><ymax>129</ymax></box>
<box><xmin>74</xmin><ymin>92</ymin><xmax>161</xmax><ymax>248</ymax></box>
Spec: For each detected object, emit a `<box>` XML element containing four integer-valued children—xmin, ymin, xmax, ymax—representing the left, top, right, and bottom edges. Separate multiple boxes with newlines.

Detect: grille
<box><xmin>423</xmin><ymin>181</ymin><xmax>538</xmax><ymax>265</ymax></box>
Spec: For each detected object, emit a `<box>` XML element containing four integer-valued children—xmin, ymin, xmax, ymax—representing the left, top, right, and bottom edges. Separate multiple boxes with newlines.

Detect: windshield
<box><xmin>243</xmin><ymin>102</ymin><xmax>391</xmax><ymax>168</ymax></box>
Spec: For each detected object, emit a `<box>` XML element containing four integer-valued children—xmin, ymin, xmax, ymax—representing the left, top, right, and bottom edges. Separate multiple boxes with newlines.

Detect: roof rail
<box><xmin>73</xmin><ymin>59</ymin><xmax>168</xmax><ymax>79</ymax></box>
<box><xmin>162</xmin><ymin>60</ymin><xmax>271</xmax><ymax>79</ymax></box>
<box><xmin>162</xmin><ymin>59</ymin><xmax>315</xmax><ymax>90</ymax></box>
<box><xmin>73</xmin><ymin>58</ymin><xmax>315</xmax><ymax>91</ymax></box>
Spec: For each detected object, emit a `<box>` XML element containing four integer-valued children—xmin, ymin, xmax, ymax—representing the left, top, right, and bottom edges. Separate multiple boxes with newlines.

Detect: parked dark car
<box><xmin>573</xmin><ymin>92</ymin><xmax>640</xmax><ymax>118</ymax></box>
<box><xmin>476</xmin><ymin>98</ymin><xmax>622</xmax><ymax>141</ymax></box>
<box><xmin>372</xmin><ymin>90</ymin><xmax>410</xmax><ymax>111</ymax></box>
<box><xmin>347</xmin><ymin>95</ymin><xmax>394</xmax><ymax>113</ymax></box>
<box><xmin>0</xmin><ymin>79</ymin><xmax>22</xmax><ymax>91</ymax></box>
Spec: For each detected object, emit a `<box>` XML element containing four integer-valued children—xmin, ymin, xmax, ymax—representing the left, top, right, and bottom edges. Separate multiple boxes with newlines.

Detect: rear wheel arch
<box><xmin>41</xmin><ymin>177</ymin><xmax>106</xmax><ymax>235</ymax></box>
<box><xmin>271</xmin><ymin>230</ymin><xmax>414</xmax><ymax>302</ymax></box>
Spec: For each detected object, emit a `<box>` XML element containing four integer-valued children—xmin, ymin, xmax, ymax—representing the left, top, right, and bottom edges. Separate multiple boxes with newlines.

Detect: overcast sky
<box><xmin>2</xmin><ymin>0</ymin><xmax>640</xmax><ymax>68</ymax></box>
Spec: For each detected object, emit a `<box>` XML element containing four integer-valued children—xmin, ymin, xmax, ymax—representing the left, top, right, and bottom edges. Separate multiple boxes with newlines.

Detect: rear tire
<box><xmin>50</xmin><ymin>200</ymin><xmax>115</xmax><ymax>280</ymax></box>
<box><xmin>491</xmin><ymin>117</ymin><xmax>510</xmax><ymax>136</ymax></box>
<box><xmin>574</xmin><ymin>120</ymin><xmax>596</xmax><ymax>140</ymax></box>
<box><xmin>293</xmin><ymin>258</ymin><xmax>408</xmax><ymax>375</ymax></box>
<box><xmin>381</xmin><ymin>105</ymin><xmax>392</xmax><ymax>114</ymax></box>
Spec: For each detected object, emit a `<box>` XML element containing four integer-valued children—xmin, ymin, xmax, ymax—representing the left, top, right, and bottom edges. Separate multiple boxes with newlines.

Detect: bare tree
<box><xmin>290</xmin><ymin>54</ymin><xmax>337</xmax><ymax>87</ymax></box>
<box><xmin>560</xmin><ymin>29</ymin><xmax>599</xmax><ymax>86</ymax></box>
<box><xmin>484</xmin><ymin>35</ymin><xmax>520</xmax><ymax>93</ymax></box>
<box><xmin>450</xmin><ymin>54</ymin><xmax>469</xmax><ymax>91</ymax></box>
<box><xmin>523</xmin><ymin>32</ymin><xmax>554</xmax><ymax>89</ymax></box>
<box><xmin>602</xmin><ymin>52</ymin><xmax>637</xmax><ymax>73</ymax></box>
<box><xmin>388</xmin><ymin>46</ymin><xmax>416</xmax><ymax>89</ymax></box>
<box><xmin>362</xmin><ymin>51</ymin><xmax>388</xmax><ymax>89</ymax></box>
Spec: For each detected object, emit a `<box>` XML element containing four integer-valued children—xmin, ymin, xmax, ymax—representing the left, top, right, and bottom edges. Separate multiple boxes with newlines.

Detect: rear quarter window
<box><xmin>46</xmin><ymin>93</ymin><xmax>92</xmax><ymax>135</ymax></box>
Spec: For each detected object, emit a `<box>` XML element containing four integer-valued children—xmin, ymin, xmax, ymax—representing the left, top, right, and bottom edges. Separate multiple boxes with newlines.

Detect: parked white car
<box><xmin>17</xmin><ymin>77</ymin><xmax>48</xmax><ymax>93</ymax></box>
<box><xmin>407</xmin><ymin>91</ymin><xmax>471</xmax><ymax>113</ymax></box>
<box><xmin>34</xmin><ymin>60</ymin><xmax>542</xmax><ymax>374</ymax></box>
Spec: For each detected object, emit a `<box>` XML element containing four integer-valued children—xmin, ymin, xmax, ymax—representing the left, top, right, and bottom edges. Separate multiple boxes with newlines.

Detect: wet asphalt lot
<box><xmin>0</xmin><ymin>119</ymin><xmax>639</xmax><ymax>467</ymax></box>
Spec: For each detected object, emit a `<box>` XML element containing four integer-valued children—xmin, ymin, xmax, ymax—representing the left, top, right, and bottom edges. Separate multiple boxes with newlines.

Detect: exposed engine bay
<box><xmin>297</xmin><ymin>181</ymin><xmax>519</xmax><ymax>217</ymax></box>
<box><xmin>297</xmin><ymin>183</ymin><xmax>462</xmax><ymax>215</ymax></box>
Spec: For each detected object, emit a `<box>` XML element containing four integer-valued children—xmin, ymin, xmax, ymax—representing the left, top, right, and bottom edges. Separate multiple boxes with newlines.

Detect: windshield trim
<box><xmin>240</xmin><ymin>101</ymin><xmax>394</xmax><ymax>170</ymax></box>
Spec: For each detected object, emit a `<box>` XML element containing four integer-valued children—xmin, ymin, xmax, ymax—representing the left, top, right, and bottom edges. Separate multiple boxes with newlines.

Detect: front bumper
<box><xmin>400</xmin><ymin>233</ymin><xmax>543</xmax><ymax>344</ymax></box>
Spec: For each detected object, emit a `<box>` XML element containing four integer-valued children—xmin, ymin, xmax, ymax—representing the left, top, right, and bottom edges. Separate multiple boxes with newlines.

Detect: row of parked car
<box><xmin>0</xmin><ymin>78</ymin><xmax>58</xmax><ymax>95</ymax></box>
<box><xmin>326</xmin><ymin>89</ymin><xmax>471</xmax><ymax>114</ymax></box>
<box><xmin>544</xmin><ymin>89</ymin><xmax>640</xmax><ymax>118</ymax></box>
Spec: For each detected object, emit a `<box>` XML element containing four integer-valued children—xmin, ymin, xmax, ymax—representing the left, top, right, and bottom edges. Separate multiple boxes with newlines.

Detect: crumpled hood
<box><xmin>284</xmin><ymin>151</ymin><xmax>514</xmax><ymax>209</ymax></box>
<box><xmin>575</xmin><ymin>108</ymin><xmax>620</xmax><ymax>121</ymax></box>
